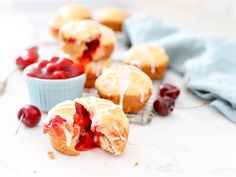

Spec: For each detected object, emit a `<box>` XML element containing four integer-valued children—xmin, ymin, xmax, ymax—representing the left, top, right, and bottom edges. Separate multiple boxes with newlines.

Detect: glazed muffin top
<box><xmin>95</xmin><ymin>64</ymin><xmax>153</xmax><ymax>102</ymax></box>
<box><xmin>59</xmin><ymin>20</ymin><xmax>116</xmax><ymax>46</ymax></box>
<box><xmin>50</xmin><ymin>4</ymin><xmax>92</xmax><ymax>30</ymax></box>
<box><xmin>97</xmin><ymin>6</ymin><xmax>129</xmax><ymax>23</ymax></box>
<box><xmin>122</xmin><ymin>44</ymin><xmax>169</xmax><ymax>72</ymax></box>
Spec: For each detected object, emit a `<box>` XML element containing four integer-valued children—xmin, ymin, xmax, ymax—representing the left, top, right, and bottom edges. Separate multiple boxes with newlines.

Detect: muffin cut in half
<box><xmin>44</xmin><ymin>96</ymin><xmax>129</xmax><ymax>156</ymax></box>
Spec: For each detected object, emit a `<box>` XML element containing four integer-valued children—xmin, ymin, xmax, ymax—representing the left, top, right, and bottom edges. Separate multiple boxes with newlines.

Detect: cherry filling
<box><xmin>79</xmin><ymin>39</ymin><xmax>100</xmax><ymax>66</ymax></box>
<box><xmin>73</xmin><ymin>102</ymin><xmax>102</xmax><ymax>151</ymax></box>
<box><xmin>45</xmin><ymin>103</ymin><xmax>103</xmax><ymax>151</ymax></box>
<box><xmin>27</xmin><ymin>57</ymin><xmax>84</xmax><ymax>79</ymax></box>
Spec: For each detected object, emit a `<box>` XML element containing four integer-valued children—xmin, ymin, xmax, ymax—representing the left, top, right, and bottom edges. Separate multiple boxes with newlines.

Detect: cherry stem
<box><xmin>165</xmin><ymin>78</ymin><xmax>191</xmax><ymax>94</ymax></box>
<box><xmin>15</xmin><ymin>115</ymin><xmax>24</xmax><ymax>136</ymax></box>
<box><xmin>175</xmin><ymin>102</ymin><xmax>208</xmax><ymax>110</ymax></box>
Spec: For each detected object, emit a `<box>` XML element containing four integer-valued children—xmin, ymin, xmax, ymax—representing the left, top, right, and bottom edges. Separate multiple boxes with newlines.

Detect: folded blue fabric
<box><xmin>123</xmin><ymin>12</ymin><xmax>236</xmax><ymax>123</ymax></box>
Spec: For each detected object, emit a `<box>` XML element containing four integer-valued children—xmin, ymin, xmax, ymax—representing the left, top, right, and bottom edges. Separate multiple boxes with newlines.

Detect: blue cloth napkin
<box><xmin>123</xmin><ymin>12</ymin><xmax>236</xmax><ymax>123</ymax></box>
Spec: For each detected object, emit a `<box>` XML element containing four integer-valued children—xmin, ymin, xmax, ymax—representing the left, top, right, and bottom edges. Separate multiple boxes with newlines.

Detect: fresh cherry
<box><xmin>153</xmin><ymin>96</ymin><xmax>175</xmax><ymax>117</ymax></box>
<box><xmin>17</xmin><ymin>105</ymin><xmax>41</xmax><ymax>127</ymax></box>
<box><xmin>16</xmin><ymin>47</ymin><xmax>39</xmax><ymax>70</ymax></box>
<box><xmin>160</xmin><ymin>84</ymin><xmax>180</xmax><ymax>101</ymax></box>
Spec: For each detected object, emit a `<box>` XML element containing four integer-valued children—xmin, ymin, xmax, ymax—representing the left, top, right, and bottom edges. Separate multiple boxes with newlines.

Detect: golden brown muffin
<box><xmin>85</xmin><ymin>59</ymin><xmax>112</xmax><ymax>88</ymax></box>
<box><xmin>43</xmin><ymin>97</ymin><xmax>129</xmax><ymax>156</ymax></box>
<box><xmin>97</xmin><ymin>7</ymin><xmax>129</xmax><ymax>31</ymax></box>
<box><xmin>50</xmin><ymin>4</ymin><xmax>92</xmax><ymax>38</ymax></box>
<box><xmin>122</xmin><ymin>44</ymin><xmax>169</xmax><ymax>80</ymax></box>
<box><xmin>59</xmin><ymin>20</ymin><xmax>116</xmax><ymax>63</ymax></box>
<box><xmin>95</xmin><ymin>64</ymin><xmax>153</xmax><ymax>113</ymax></box>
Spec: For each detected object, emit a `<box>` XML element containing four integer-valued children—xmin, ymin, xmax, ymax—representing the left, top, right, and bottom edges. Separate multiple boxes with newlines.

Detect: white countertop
<box><xmin>1</xmin><ymin>1</ymin><xmax>236</xmax><ymax>177</ymax></box>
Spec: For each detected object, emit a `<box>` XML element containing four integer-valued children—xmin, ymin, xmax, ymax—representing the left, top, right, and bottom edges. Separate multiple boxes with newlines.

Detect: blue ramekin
<box><xmin>24</xmin><ymin>65</ymin><xmax>86</xmax><ymax>112</ymax></box>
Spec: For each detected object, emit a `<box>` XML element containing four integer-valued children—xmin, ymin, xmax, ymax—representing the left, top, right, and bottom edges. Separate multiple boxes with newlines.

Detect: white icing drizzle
<box><xmin>46</xmin><ymin>97</ymin><xmax>127</xmax><ymax>147</ymax></box>
<box><xmin>63</xmin><ymin>126</ymin><xmax>72</xmax><ymax>146</ymax></box>
<box><xmin>133</xmin><ymin>83</ymin><xmax>145</xmax><ymax>103</ymax></box>
<box><xmin>118</xmin><ymin>70</ymin><xmax>131</xmax><ymax>108</ymax></box>
<box><xmin>98</xmin><ymin>65</ymin><xmax>153</xmax><ymax>107</ymax></box>
<box><xmin>130</xmin><ymin>59</ymin><xmax>141</xmax><ymax>67</ymax></box>
<box><xmin>75</xmin><ymin>97</ymin><xmax>122</xmax><ymax>127</ymax></box>
<box><xmin>112</xmin><ymin>123</ymin><xmax>126</xmax><ymax>141</ymax></box>
<box><xmin>143</xmin><ymin>46</ymin><xmax>156</xmax><ymax>73</ymax></box>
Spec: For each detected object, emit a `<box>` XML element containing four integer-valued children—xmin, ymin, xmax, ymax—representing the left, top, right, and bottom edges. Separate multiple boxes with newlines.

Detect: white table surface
<box><xmin>1</xmin><ymin>1</ymin><xmax>236</xmax><ymax>177</ymax></box>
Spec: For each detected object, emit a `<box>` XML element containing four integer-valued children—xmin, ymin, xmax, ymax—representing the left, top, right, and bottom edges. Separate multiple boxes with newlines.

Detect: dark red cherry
<box><xmin>153</xmin><ymin>96</ymin><xmax>175</xmax><ymax>117</ymax></box>
<box><xmin>160</xmin><ymin>84</ymin><xmax>180</xmax><ymax>100</ymax></box>
<box><xmin>17</xmin><ymin>105</ymin><xmax>41</xmax><ymax>127</ymax></box>
<box><xmin>16</xmin><ymin>47</ymin><xmax>39</xmax><ymax>70</ymax></box>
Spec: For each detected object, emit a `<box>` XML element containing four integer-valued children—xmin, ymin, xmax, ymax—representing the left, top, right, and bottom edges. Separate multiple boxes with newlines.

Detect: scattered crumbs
<box><xmin>134</xmin><ymin>161</ymin><xmax>139</xmax><ymax>166</ymax></box>
<box><xmin>47</xmin><ymin>151</ymin><xmax>55</xmax><ymax>159</ymax></box>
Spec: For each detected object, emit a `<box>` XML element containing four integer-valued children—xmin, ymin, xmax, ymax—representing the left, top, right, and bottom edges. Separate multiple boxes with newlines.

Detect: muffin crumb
<box><xmin>47</xmin><ymin>151</ymin><xmax>55</xmax><ymax>159</ymax></box>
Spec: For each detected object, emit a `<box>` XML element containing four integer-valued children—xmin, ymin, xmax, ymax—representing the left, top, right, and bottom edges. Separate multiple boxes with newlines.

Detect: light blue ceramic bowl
<box><xmin>24</xmin><ymin>65</ymin><xmax>86</xmax><ymax>112</ymax></box>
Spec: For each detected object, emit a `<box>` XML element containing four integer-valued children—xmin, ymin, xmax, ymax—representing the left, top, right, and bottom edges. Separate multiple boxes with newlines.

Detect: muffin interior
<box><xmin>44</xmin><ymin>102</ymin><xmax>103</xmax><ymax>152</ymax></box>
<box><xmin>79</xmin><ymin>38</ymin><xmax>100</xmax><ymax>64</ymax></box>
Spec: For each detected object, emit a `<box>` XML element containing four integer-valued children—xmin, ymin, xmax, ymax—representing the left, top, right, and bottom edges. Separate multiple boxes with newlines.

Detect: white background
<box><xmin>1</xmin><ymin>0</ymin><xmax>236</xmax><ymax>177</ymax></box>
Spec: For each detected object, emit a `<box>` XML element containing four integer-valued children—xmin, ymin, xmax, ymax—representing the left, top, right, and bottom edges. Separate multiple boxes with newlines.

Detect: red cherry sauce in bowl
<box><xmin>27</xmin><ymin>57</ymin><xmax>84</xmax><ymax>79</ymax></box>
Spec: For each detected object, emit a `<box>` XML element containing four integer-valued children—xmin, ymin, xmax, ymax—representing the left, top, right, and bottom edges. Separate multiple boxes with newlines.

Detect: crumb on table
<box><xmin>134</xmin><ymin>161</ymin><xmax>139</xmax><ymax>166</ymax></box>
<box><xmin>47</xmin><ymin>151</ymin><xmax>55</xmax><ymax>159</ymax></box>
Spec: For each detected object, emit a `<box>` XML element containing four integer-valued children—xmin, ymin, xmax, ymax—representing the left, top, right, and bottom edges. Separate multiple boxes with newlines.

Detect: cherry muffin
<box><xmin>44</xmin><ymin>96</ymin><xmax>129</xmax><ymax>156</ymax></box>
<box><xmin>59</xmin><ymin>20</ymin><xmax>116</xmax><ymax>63</ymax></box>
<box><xmin>95</xmin><ymin>64</ymin><xmax>153</xmax><ymax>113</ymax></box>
<box><xmin>122</xmin><ymin>44</ymin><xmax>169</xmax><ymax>80</ymax></box>
<box><xmin>96</xmin><ymin>7</ymin><xmax>129</xmax><ymax>31</ymax></box>
<box><xmin>50</xmin><ymin>4</ymin><xmax>91</xmax><ymax>38</ymax></box>
<box><xmin>85</xmin><ymin>59</ymin><xmax>112</xmax><ymax>88</ymax></box>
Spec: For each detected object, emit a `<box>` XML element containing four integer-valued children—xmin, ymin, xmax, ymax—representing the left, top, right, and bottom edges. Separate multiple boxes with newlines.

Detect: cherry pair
<box><xmin>153</xmin><ymin>84</ymin><xmax>180</xmax><ymax>117</ymax></box>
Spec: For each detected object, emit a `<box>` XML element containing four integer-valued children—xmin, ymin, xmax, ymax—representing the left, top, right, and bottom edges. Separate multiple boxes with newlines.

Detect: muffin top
<box><xmin>95</xmin><ymin>64</ymin><xmax>153</xmax><ymax>102</ymax></box>
<box><xmin>122</xmin><ymin>44</ymin><xmax>169</xmax><ymax>73</ymax></box>
<box><xmin>59</xmin><ymin>20</ymin><xmax>116</xmax><ymax>45</ymax></box>
<box><xmin>50</xmin><ymin>4</ymin><xmax>91</xmax><ymax>30</ymax></box>
<box><xmin>97</xmin><ymin>7</ymin><xmax>129</xmax><ymax>23</ymax></box>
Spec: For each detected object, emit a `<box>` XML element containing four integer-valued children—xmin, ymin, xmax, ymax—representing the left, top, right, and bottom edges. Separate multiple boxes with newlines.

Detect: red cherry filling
<box><xmin>79</xmin><ymin>39</ymin><xmax>100</xmax><ymax>66</ymax></box>
<box><xmin>27</xmin><ymin>57</ymin><xmax>84</xmax><ymax>79</ymax></box>
<box><xmin>16</xmin><ymin>47</ymin><xmax>39</xmax><ymax>70</ymax></box>
<box><xmin>160</xmin><ymin>84</ymin><xmax>180</xmax><ymax>101</ymax></box>
<box><xmin>153</xmin><ymin>96</ymin><xmax>175</xmax><ymax>117</ymax></box>
<box><xmin>74</xmin><ymin>103</ymin><xmax>101</xmax><ymax>151</ymax></box>
<box><xmin>75</xmin><ymin>131</ymin><xmax>97</xmax><ymax>151</ymax></box>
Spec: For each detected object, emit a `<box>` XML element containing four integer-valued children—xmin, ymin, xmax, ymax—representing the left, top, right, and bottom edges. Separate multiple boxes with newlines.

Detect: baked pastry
<box><xmin>85</xmin><ymin>59</ymin><xmax>112</xmax><ymax>88</ymax></box>
<box><xmin>43</xmin><ymin>96</ymin><xmax>129</xmax><ymax>156</ymax></box>
<box><xmin>122</xmin><ymin>44</ymin><xmax>169</xmax><ymax>80</ymax></box>
<box><xmin>59</xmin><ymin>20</ymin><xmax>116</xmax><ymax>63</ymax></box>
<box><xmin>95</xmin><ymin>64</ymin><xmax>153</xmax><ymax>113</ymax></box>
<box><xmin>50</xmin><ymin>4</ymin><xmax>92</xmax><ymax>38</ymax></box>
<box><xmin>96</xmin><ymin>7</ymin><xmax>129</xmax><ymax>31</ymax></box>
